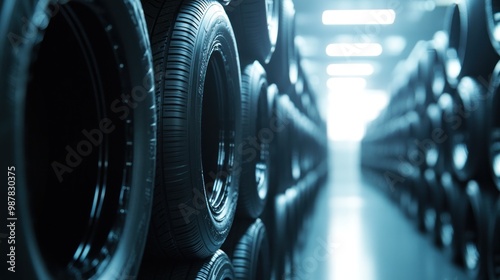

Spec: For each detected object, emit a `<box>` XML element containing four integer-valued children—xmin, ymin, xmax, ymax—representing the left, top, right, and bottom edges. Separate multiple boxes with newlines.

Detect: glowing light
<box><xmin>322</xmin><ymin>9</ymin><xmax>396</xmax><ymax>25</ymax></box>
<box><xmin>453</xmin><ymin>143</ymin><xmax>468</xmax><ymax>170</ymax></box>
<box><xmin>494</xmin><ymin>154</ymin><xmax>500</xmax><ymax>176</ymax></box>
<box><xmin>326</xmin><ymin>43</ymin><xmax>383</xmax><ymax>57</ymax></box>
<box><xmin>327</xmin><ymin>63</ymin><xmax>374</xmax><ymax>76</ymax></box>
<box><xmin>384</xmin><ymin>36</ymin><xmax>406</xmax><ymax>55</ymax></box>
<box><xmin>327</xmin><ymin>90</ymin><xmax>388</xmax><ymax>141</ymax></box>
<box><xmin>327</xmin><ymin>77</ymin><xmax>367</xmax><ymax>91</ymax></box>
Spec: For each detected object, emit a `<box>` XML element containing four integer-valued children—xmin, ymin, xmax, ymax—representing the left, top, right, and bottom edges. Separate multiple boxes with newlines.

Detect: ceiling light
<box><xmin>326</xmin><ymin>43</ymin><xmax>383</xmax><ymax>57</ymax></box>
<box><xmin>327</xmin><ymin>63</ymin><xmax>374</xmax><ymax>76</ymax></box>
<box><xmin>322</xmin><ymin>9</ymin><xmax>396</xmax><ymax>25</ymax></box>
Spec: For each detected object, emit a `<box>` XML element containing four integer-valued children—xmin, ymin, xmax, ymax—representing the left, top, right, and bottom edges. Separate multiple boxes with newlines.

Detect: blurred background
<box><xmin>291</xmin><ymin>0</ymin><xmax>499</xmax><ymax>279</ymax></box>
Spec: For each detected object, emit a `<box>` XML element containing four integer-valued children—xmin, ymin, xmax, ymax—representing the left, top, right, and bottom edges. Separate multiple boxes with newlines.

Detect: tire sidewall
<box><xmin>188</xmin><ymin>1</ymin><xmax>241</xmax><ymax>250</ymax></box>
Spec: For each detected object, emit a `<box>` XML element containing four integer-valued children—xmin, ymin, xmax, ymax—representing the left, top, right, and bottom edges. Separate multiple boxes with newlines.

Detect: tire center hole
<box><xmin>24</xmin><ymin>3</ymin><xmax>127</xmax><ymax>275</ymax></box>
<box><xmin>202</xmin><ymin>50</ymin><xmax>232</xmax><ymax>215</ymax></box>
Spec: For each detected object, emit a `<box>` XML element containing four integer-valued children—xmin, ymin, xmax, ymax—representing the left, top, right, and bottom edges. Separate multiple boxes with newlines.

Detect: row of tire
<box><xmin>361</xmin><ymin>0</ymin><xmax>500</xmax><ymax>279</ymax></box>
<box><xmin>0</xmin><ymin>0</ymin><xmax>328</xmax><ymax>279</ymax></box>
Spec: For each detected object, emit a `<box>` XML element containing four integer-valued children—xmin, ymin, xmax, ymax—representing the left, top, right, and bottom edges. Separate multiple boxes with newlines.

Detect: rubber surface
<box><xmin>142</xmin><ymin>0</ymin><xmax>242</xmax><ymax>259</ymax></box>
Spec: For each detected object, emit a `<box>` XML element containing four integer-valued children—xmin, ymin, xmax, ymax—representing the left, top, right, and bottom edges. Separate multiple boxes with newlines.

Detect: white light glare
<box><xmin>327</xmin><ymin>63</ymin><xmax>374</xmax><ymax>76</ymax></box>
<box><xmin>322</xmin><ymin>9</ymin><xmax>396</xmax><ymax>25</ymax></box>
<box><xmin>327</xmin><ymin>90</ymin><xmax>388</xmax><ymax>141</ymax></box>
<box><xmin>327</xmin><ymin>77</ymin><xmax>366</xmax><ymax>91</ymax></box>
<box><xmin>326</xmin><ymin>43</ymin><xmax>383</xmax><ymax>57</ymax></box>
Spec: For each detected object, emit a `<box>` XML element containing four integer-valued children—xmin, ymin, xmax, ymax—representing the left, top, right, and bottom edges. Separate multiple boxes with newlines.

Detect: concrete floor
<box><xmin>295</xmin><ymin>141</ymin><xmax>469</xmax><ymax>280</ymax></box>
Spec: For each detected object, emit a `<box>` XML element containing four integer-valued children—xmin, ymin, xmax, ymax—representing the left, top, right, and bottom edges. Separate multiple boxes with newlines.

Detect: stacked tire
<box><xmin>361</xmin><ymin>1</ymin><xmax>500</xmax><ymax>279</ymax></box>
<box><xmin>0</xmin><ymin>0</ymin><xmax>329</xmax><ymax>279</ymax></box>
<box><xmin>1</xmin><ymin>1</ymin><xmax>156</xmax><ymax>278</ymax></box>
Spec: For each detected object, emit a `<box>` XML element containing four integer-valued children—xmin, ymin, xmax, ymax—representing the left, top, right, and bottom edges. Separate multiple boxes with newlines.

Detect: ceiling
<box><xmin>293</xmin><ymin>0</ymin><xmax>453</xmax><ymax>109</ymax></box>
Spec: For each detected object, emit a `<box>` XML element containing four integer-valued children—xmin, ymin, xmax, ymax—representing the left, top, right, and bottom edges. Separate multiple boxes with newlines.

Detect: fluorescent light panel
<box><xmin>326</xmin><ymin>43</ymin><xmax>383</xmax><ymax>57</ymax></box>
<box><xmin>327</xmin><ymin>63</ymin><xmax>374</xmax><ymax>76</ymax></box>
<box><xmin>322</xmin><ymin>9</ymin><xmax>396</xmax><ymax>25</ymax></box>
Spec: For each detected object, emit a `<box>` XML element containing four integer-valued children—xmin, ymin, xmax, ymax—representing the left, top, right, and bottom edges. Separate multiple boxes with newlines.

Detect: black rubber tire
<box><xmin>0</xmin><ymin>0</ymin><xmax>156</xmax><ymax>278</ymax></box>
<box><xmin>425</xmin><ymin>103</ymin><xmax>446</xmax><ymax>172</ymax></box>
<box><xmin>450</xmin><ymin>77</ymin><xmax>489</xmax><ymax>182</ymax></box>
<box><xmin>274</xmin><ymin>95</ymin><xmax>295</xmax><ymax>194</ymax></box>
<box><xmin>488</xmin><ymin>197</ymin><xmax>500</xmax><ymax>280</ymax></box>
<box><xmin>283</xmin><ymin>187</ymin><xmax>301</xmax><ymax>279</ymax></box>
<box><xmin>267</xmin><ymin>89</ymin><xmax>293</xmax><ymax>197</ymax></box>
<box><xmin>489</xmin><ymin>61</ymin><xmax>500</xmax><ymax>191</ymax></box>
<box><xmin>441</xmin><ymin>172</ymin><xmax>467</xmax><ymax>266</ymax></box>
<box><xmin>142</xmin><ymin>0</ymin><xmax>242</xmax><ymax>259</ymax></box>
<box><xmin>237</xmin><ymin>61</ymin><xmax>271</xmax><ymax>219</ymax></box>
<box><xmin>430</xmin><ymin>31</ymin><xmax>450</xmax><ymax>100</ymax></box>
<box><xmin>414</xmin><ymin>42</ymin><xmax>436</xmax><ymax>110</ymax></box>
<box><xmin>427</xmin><ymin>171</ymin><xmax>454</xmax><ymax>248</ymax></box>
<box><xmin>421</xmin><ymin>169</ymin><xmax>438</xmax><ymax>234</ymax></box>
<box><xmin>437</xmin><ymin>92</ymin><xmax>456</xmax><ymax>174</ymax></box>
<box><xmin>459</xmin><ymin>180</ymin><xmax>496</xmax><ymax>279</ymax></box>
<box><xmin>139</xmin><ymin>250</ymin><xmax>235</xmax><ymax>279</ymax></box>
<box><xmin>445</xmin><ymin>0</ymin><xmax>498</xmax><ymax>86</ymax></box>
<box><xmin>222</xmin><ymin>218</ymin><xmax>271</xmax><ymax>280</ymax></box>
<box><xmin>269</xmin><ymin>194</ymin><xmax>288</xmax><ymax>280</ymax></box>
<box><xmin>486</xmin><ymin>0</ymin><xmax>500</xmax><ymax>55</ymax></box>
<box><xmin>225</xmin><ymin>0</ymin><xmax>279</xmax><ymax>64</ymax></box>
<box><xmin>266</xmin><ymin>0</ymin><xmax>297</xmax><ymax>93</ymax></box>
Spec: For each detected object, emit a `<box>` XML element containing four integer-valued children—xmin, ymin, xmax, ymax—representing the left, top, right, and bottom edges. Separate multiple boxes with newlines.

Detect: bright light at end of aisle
<box><xmin>322</xmin><ymin>9</ymin><xmax>396</xmax><ymax>25</ymax></box>
<box><xmin>327</xmin><ymin>90</ymin><xmax>388</xmax><ymax>141</ymax></box>
<box><xmin>327</xmin><ymin>63</ymin><xmax>374</xmax><ymax>76</ymax></box>
<box><xmin>327</xmin><ymin>77</ymin><xmax>367</xmax><ymax>91</ymax></box>
<box><xmin>326</xmin><ymin>43</ymin><xmax>383</xmax><ymax>57</ymax></box>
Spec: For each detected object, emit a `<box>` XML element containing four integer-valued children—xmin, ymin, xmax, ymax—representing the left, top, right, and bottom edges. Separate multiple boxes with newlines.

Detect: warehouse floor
<box><xmin>295</xmin><ymin>141</ymin><xmax>469</xmax><ymax>280</ymax></box>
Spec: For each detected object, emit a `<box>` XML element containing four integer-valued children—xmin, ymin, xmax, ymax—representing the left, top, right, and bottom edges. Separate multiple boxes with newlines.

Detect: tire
<box><xmin>422</xmin><ymin>169</ymin><xmax>438</xmax><ymax>234</ymax></box>
<box><xmin>459</xmin><ymin>180</ymin><xmax>496</xmax><ymax>279</ymax></box>
<box><xmin>222</xmin><ymin>219</ymin><xmax>271</xmax><ymax>280</ymax></box>
<box><xmin>430</xmin><ymin>31</ymin><xmax>450</xmax><ymax>100</ymax></box>
<box><xmin>274</xmin><ymin>95</ymin><xmax>294</xmax><ymax>193</ymax></box>
<box><xmin>142</xmin><ymin>0</ymin><xmax>242</xmax><ymax>259</ymax></box>
<box><xmin>425</xmin><ymin>103</ymin><xmax>445</xmax><ymax>172</ymax></box>
<box><xmin>445</xmin><ymin>0</ymin><xmax>498</xmax><ymax>86</ymax></box>
<box><xmin>225</xmin><ymin>0</ymin><xmax>279</xmax><ymax>64</ymax></box>
<box><xmin>267</xmin><ymin>88</ymin><xmax>293</xmax><ymax>197</ymax></box>
<box><xmin>0</xmin><ymin>0</ymin><xmax>156</xmax><ymax>278</ymax></box>
<box><xmin>450</xmin><ymin>77</ymin><xmax>489</xmax><ymax>182</ymax></box>
<box><xmin>428</xmin><ymin>171</ymin><xmax>454</xmax><ymax>248</ymax></box>
<box><xmin>437</xmin><ymin>92</ymin><xmax>455</xmax><ymax>174</ymax></box>
<box><xmin>486</xmin><ymin>0</ymin><xmax>500</xmax><ymax>55</ymax></box>
<box><xmin>489</xmin><ymin>61</ymin><xmax>500</xmax><ymax>191</ymax></box>
<box><xmin>237</xmin><ymin>61</ymin><xmax>271</xmax><ymax>219</ymax></box>
<box><xmin>139</xmin><ymin>250</ymin><xmax>235</xmax><ymax>279</ymax></box>
<box><xmin>283</xmin><ymin>187</ymin><xmax>300</xmax><ymax>279</ymax></box>
<box><xmin>414</xmin><ymin>42</ymin><xmax>435</xmax><ymax>110</ymax></box>
<box><xmin>488</xmin><ymin>197</ymin><xmax>500</xmax><ymax>280</ymax></box>
<box><xmin>268</xmin><ymin>194</ymin><xmax>288</xmax><ymax>280</ymax></box>
<box><xmin>441</xmin><ymin>172</ymin><xmax>467</xmax><ymax>265</ymax></box>
<box><xmin>266</xmin><ymin>0</ymin><xmax>298</xmax><ymax>92</ymax></box>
